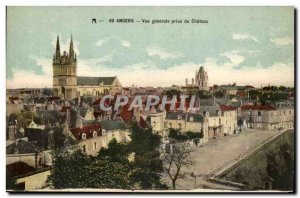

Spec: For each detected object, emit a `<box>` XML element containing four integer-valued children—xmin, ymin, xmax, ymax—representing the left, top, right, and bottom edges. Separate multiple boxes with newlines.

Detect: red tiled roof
<box><xmin>139</xmin><ymin>116</ymin><xmax>150</xmax><ymax>129</ymax></box>
<box><xmin>219</xmin><ymin>105</ymin><xmax>237</xmax><ymax>111</ymax></box>
<box><xmin>70</xmin><ymin>123</ymin><xmax>102</xmax><ymax>140</ymax></box>
<box><xmin>237</xmin><ymin>91</ymin><xmax>246</xmax><ymax>97</ymax></box>
<box><xmin>61</xmin><ymin>106</ymin><xmax>71</xmax><ymax>112</ymax></box>
<box><xmin>241</xmin><ymin>105</ymin><xmax>276</xmax><ymax>111</ymax></box>
<box><xmin>120</xmin><ymin>104</ymin><xmax>134</xmax><ymax>122</ymax></box>
<box><xmin>93</xmin><ymin>98</ymin><xmax>101</xmax><ymax>105</ymax></box>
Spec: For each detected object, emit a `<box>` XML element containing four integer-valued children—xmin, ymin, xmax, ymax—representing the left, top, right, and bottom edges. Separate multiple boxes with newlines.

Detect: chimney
<box><xmin>192</xmin><ymin>78</ymin><xmax>194</xmax><ymax>85</ymax></box>
<box><xmin>186</xmin><ymin>78</ymin><xmax>188</xmax><ymax>86</ymax></box>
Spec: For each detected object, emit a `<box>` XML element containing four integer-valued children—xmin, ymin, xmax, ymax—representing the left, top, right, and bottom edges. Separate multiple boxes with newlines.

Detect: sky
<box><xmin>6</xmin><ymin>6</ymin><xmax>294</xmax><ymax>88</ymax></box>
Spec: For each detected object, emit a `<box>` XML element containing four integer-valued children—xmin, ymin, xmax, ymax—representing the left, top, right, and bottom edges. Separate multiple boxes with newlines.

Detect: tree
<box><xmin>97</xmin><ymin>138</ymin><xmax>129</xmax><ymax>164</ymax></box>
<box><xmin>49</xmin><ymin>127</ymin><xmax>67</xmax><ymax>149</ymax></box>
<box><xmin>6</xmin><ymin>168</ymin><xmax>17</xmax><ymax>190</ymax></box>
<box><xmin>196</xmin><ymin>90</ymin><xmax>210</xmax><ymax>99</ymax></box>
<box><xmin>168</xmin><ymin>129</ymin><xmax>203</xmax><ymax>141</ymax></box>
<box><xmin>47</xmin><ymin>149</ymin><xmax>92</xmax><ymax>189</ymax></box>
<box><xmin>238</xmin><ymin>118</ymin><xmax>243</xmax><ymax>131</ymax></box>
<box><xmin>129</xmin><ymin>123</ymin><xmax>165</xmax><ymax>189</ymax></box>
<box><xmin>85</xmin><ymin>157</ymin><xmax>131</xmax><ymax>189</ymax></box>
<box><xmin>162</xmin><ymin>142</ymin><xmax>194</xmax><ymax>189</ymax></box>
<box><xmin>163</xmin><ymin>89</ymin><xmax>181</xmax><ymax>98</ymax></box>
<box><xmin>42</xmin><ymin>88</ymin><xmax>52</xmax><ymax>96</ymax></box>
<box><xmin>47</xmin><ymin>139</ymin><xmax>132</xmax><ymax>189</ymax></box>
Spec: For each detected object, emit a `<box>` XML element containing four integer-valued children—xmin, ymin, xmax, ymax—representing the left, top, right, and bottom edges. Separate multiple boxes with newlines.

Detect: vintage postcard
<box><xmin>6</xmin><ymin>6</ymin><xmax>295</xmax><ymax>193</ymax></box>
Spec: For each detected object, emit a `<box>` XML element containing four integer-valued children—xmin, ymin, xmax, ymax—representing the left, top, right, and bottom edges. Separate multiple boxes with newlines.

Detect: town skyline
<box><xmin>7</xmin><ymin>7</ymin><xmax>294</xmax><ymax>89</ymax></box>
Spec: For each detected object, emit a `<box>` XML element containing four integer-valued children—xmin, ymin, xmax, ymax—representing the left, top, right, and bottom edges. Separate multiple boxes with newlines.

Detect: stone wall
<box><xmin>218</xmin><ymin>131</ymin><xmax>294</xmax><ymax>191</ymax></box>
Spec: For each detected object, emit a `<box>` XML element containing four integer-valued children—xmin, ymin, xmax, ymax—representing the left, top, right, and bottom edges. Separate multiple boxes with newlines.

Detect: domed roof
<box><xmin>199</xmin><ymin>66</ymin><xmax>204</xmax><ymax>72</ymax></box>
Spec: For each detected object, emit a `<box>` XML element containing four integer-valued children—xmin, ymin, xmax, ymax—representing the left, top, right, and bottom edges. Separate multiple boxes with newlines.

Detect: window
<box><xmin>82</xmin><ymin>133</ymin><xmax>86</xmax><ymax>140</ymax></box>
<box><xmin>93</xmin><ymin>131</ymin><xmax>97</xmax><ymax>138</ymax></box>
<box><xmin>190</xmin><ymin>116</ymin><xmax>194</xmax><ymax>122</ymax></box>
<box><xmin>258</xmin><ymin>111</ymin><xmax>261</xmax><ymax>116</ymax></box>
<box><xmin>153</xmin><ymin>121</ymin><xmax>156</xmax><ymax>127</ymax></box>
<box><xmin>219</xmin><ymin>118</ymin><xmax>221</xmax><ymax>125</ymax></box>
<box><xmin>169</xmin><ymin>123</ymin><xmax>172</xmax><ymax>128</ymax></box>
<box><xmin>93</xmin><ymin>142</ymin><xmax>97</xmax><ymax>150</ymax></box>
<box><xmin>82</xmin><ymin>145</ymin><xmax>86</xmax><ymax>153</ymax></box>
<box><xmin>178</xmin><ymin>123</ymin><xmax>182</xmax><ymax>129</ymax></box>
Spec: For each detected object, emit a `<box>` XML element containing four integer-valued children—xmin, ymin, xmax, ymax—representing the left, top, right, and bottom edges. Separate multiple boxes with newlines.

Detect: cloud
<box><xmin>95</xmin><ymin>38</ymin><xmax>130</xmax><ymax>48</ymax></box>
<box><xmin>7</xmin><ymin>68</ymin><xmax>52</xmax><ymax>89</ymax></box>
<box><xmin>270</xmin><ymin>37</ymin><xmax>294</xmax><ymax>46</ymax></box>
<box><xmin>120</xmin><ymin>40</ymin><xmax>130</xmax><ymax>47</ymax></box>
<box><xmin>95</xmin><ymin>39</ymin><xmax>106</xmax><ymax>46</ymax></box>
<box><xmin>146</xmin><ymin>45</ymin><xmax>184</xmax><ymax>60</ymax></box>
<box><xmin>232</xmin><ymin>33</ymin><xmax>259</xmax><ymax>42</ymax></box>
<box><xmin>7</xmin><ymin>57</ymin><xmax>294</xmax><ymax>89</ymax></box>
<box><xmin>199</xmin><ymin>58</ymin><xmax>294</xmax><ymax>87</ymax></box>
<box><xmin>221</xmin><ymin>51</ymin><xmax>246</xmax><ymax>66</ymax></box>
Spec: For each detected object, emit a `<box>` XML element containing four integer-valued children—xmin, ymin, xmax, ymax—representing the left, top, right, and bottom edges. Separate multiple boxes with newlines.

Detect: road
<box><xmin>161</xmin><ymin>129</ymin><xmax>279</xmax><ymax>190</ymax></box>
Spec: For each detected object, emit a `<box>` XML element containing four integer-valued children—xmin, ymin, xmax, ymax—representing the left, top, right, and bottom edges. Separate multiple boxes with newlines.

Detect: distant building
<box><xmin>201</xmin><ymin>104</ymin><xmax>224</xmax><ymax>139</ymax></box>
<box><xmin>182</xmin><ymin>66</ymin><xmax>208</xmax><ymax>91</ymax></box>
<box><xmin>239</xmin><ymin>100</ymin><xmax>294</xmax><ymax>130</ymax></box>
<box><xmin>164</xmin><ymin>111</ymin><xmax>209</xmax><ymax>143</ymax></box>
<box><xmin>52</xmin><ymin>35</ymin><xmax>122</xmax><ymax>99</ymax></box>
<box><xmin>219</xmin><ymin>105</ymin><xmax>238</xmax><ymax>135</ymax></box>
<box><xmin>195</xmin><ymin>66</ymin><xmax>209</xmax><ymax>91</ymax></box>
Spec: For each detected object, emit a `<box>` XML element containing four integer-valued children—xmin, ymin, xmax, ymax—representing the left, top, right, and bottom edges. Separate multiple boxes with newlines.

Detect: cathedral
<box><xmin>52</xmin><ymin>36</ymin><xmax>122</xmax><ymax>99</ymax></box>
<box><xmin>184</xmin><ymin>66</ymin><xmax>209</xmax><ymax>91</ymax></box>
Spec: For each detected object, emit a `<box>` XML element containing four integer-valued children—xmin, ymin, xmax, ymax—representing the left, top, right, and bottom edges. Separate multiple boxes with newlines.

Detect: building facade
<box><xmin>182</xmin><ymin>66</ymin><xmax>209</xmax><ymax>91</ymax></box>
<box><xmin>164</xmin><ymin>111</ymin><xmax>209</xmax><ymax>143</ymax></box>
<box><xmin>195</xmin><ymin>66</ymin><xmax>209</xmax><ymax>91</ymax></box>
<box><xmin>52</xmin><ymin>36</ymin><xmax>122</xmax><ymax>99</ymax></box>
<box><xmin>239</xmin><ymin>102</ymin><xmax>294</xmax><ymax>130</ymax></box>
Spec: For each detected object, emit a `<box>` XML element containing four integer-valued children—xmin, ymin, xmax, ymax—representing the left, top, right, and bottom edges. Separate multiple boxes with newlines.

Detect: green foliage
<box><xmin>238</xmin><ymin>118</ymin><xmax>243</xmax><ymax>127</ymax></box>
<box><xmin>129</xmin><ymin>124</ymin><xmax>161</xmax><ymax>155</ymax></box>
<box><xmin>6</xmin><ymin>169</ymin><xmax>17</xmax><ymax>190</ymax></box>
<box><xmin>168</xmin><ymin>128</ymin><xmax>203</xmax><ymax>140</ymax></box>
<box><xmin>97</xmin><ymin>138</ymin><xmax>129</xmax><ymax>164</ymax></box>
<box><xmin>130</xmin><ymin>150</ymin><xmax>164</xmax><ymax>189</ymax></box>
<box><xmin>48</xmin><ymin>139</ymin><xmax>131</xmax><ymax>189</ymax></box>
<box><xmin>129</xmin><ymin>123</ymin><xmax>165</xmax><ymax>189</ymax></box>
<box><xmin>9</xmin><ymin>111</ymin><xmax>42</xmax><ymax>128</ymax></box>
<box><xmin>50</xmin><ymin>127</ymin><xmax>67</xmax><ymax>150</ymax></box>
<box><xmin>214</xmin><ymin>90</ymin><xmax>224</xmax><ymax>98</ymax></box>
<box><xmin>47</xmin><ymin>149</ymin><xmax>91</xmax><ymax>189</ymax></box>
<box><xmin>163</xmin><ymin>89</ymin><xmax>181</xmax><ymax>98</ymax></box>
<box><xmin>85</xmin><ymin>157</ymin><xmax>131</xmax><ymax>189</ymax></box>
<box><xmin>42</xmin><ymin>88</ymin><xmax>52</xmax><ymax>96</ymax></box>
<box><xmin>196</xmin><ymin>90</ymin><xmax>210</xmax><ymax>99</ymax></box>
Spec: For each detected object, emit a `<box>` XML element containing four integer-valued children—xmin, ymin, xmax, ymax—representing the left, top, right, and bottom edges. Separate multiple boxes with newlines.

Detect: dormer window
<box><xmin>93</xmin><ymin>131</ymin><xmax>97</xmax><ymax>138</ymax></box>
<box><xmin>82</xmin><ymin>133</ymin><xmax>86</xmax><ymax>140</ymax></box>
<box><xmin>178</xmin><ymin>115</ymin><xmax>182</xmax><ymax>120</ymax></box>
<box><xmin>102</xmin><ymin>129</ymin><xmax>106</xmax><ymax>136</ymax></box>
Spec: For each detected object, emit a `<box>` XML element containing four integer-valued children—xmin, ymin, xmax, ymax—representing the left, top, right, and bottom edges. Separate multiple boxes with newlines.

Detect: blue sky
<box><xmin>7</xmin><ymin>6</ymin><xmax>294</xmax><ymax>88</ymax></box>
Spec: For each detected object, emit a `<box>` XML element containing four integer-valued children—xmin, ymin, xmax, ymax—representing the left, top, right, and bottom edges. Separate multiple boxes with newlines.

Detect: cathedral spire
<box><xmin>69</xmin><ymin>34</ymin><xmax>74</xmax><ymax>61</ymax></box>
<box><xmin>55</xmin><ymin>36</ymin><xmax>61</xmax><ymax>60</ymax></box>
